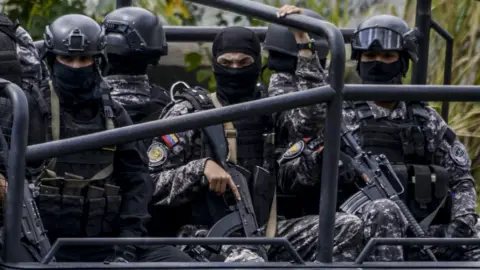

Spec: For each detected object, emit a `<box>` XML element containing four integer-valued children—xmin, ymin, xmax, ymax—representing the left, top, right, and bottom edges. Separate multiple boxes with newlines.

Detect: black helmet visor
<box><xmin>352</xmin><ymin>27</ymin><xmax>404</xmax><ymax>51</ymax></box>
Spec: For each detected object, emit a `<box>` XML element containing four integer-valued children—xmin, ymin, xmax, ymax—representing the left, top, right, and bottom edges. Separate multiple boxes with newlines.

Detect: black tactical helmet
<box><xmin>263</xmin><ymin>9</ymin><xmax>329</xmax><ymax>59</ymax></box>
<box><xmin>351</xmin><ymin>15</ymin><xmax>418</xmax><ymax>63</ymax></box>
<box><xmin>43</xmin><ymin>14</ymin><xmax>107</xmax><ymax>70</ymax></box>
<box><xmin>102</xmin><ymin>7</ymin><xmax>168</xmax><ymax>59</ymax></box>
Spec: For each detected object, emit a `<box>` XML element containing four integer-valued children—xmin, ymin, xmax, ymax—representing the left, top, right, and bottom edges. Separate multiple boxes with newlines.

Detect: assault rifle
<box><xmin>23</xmin><ymin>180</ymin><xmax>53</xmax><ymax>261</ymax></box>
<box><xmin>0</xmin><ymin>127</ymin><xmax>52</xmax><ymax>261</ymax></box>
<box><xmin>201</xmin><ymin>123</ymin><xmax>259</xmax><ymax>253</ymax></box>
<box><xmin>338</xmin><ymin>122</ymin><xmax>437</xmax><ymax>261</ymax></box>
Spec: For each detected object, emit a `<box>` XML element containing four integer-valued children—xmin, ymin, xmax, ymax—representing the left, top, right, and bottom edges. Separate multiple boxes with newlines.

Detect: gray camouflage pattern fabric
<box><xmin>258</xmin><ymin>213</ymin><xmax>363</xmax><ymax>262</ymax></box>
<box><xmin>15</xmin><ymin>26</ymin><xmax>42</xmax><ymax>90</ymax></box>
<box><xmin>105</xmin><ymin>74</ymin><xmax>153</xmax><ymax>108</ymax></box>
<box><xmin>280</xmin><ymin>100</ymin><xmax>479</xmax><ymax>261</ymax></box>
<box><xmin>267</xmin><ymin>52</ymin><xmax>328</xmax><ymax>144</ymax></box>
<box><xmin>359</xmin><ymin>199</ymin><xmax>407</xmax><ymax>261</ymax></box>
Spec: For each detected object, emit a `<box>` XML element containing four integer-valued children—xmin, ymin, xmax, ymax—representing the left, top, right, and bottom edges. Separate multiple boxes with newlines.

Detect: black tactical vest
<box><xmin>348</xmin><ymin>101</ymin><xmax>451</xmax><ymax>225</ymax></box>
<box><xmin>36</xmin><ymin>87</ymin><xmax>121</xmax><ymax>239</ymax></box>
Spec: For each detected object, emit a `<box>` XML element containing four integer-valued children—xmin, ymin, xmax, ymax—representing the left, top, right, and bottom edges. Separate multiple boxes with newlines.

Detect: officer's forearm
<box><xmin>152</xmin><ymin>158</ymin><xmax>209</xmax><ymax>206</ymax></box>
<box><xmin>451</xmin><ymin>180</ymin><xmax>478</xmax><ymax>222</ymax></box>
<box><xmin>118</xmin><ymin>172</ymin><xmax>152</xmax><ymax>237</ymax></box>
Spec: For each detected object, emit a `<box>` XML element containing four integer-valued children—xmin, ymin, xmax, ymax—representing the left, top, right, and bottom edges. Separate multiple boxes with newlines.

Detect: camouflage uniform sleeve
<box><xmin>424</xmin><ymin>108</ymin><xmax>478</xmax><ymax>225</ymax></box>
<box><xmin>277</xmin><ymin>138</ymin><xmax>324</xmax><ymax>194</ymax></box>
<box><xmin>268</xmin><ymin>52</ymin><xmax>328</xmax><ymax>142</ymax></box>
<box><xmin>149</xmin><ymin>100</ymin><xmax>208</xmax><ymax>206</ymax></box>
<box><xmin>15</xmin><ymin>26</ymin><xmax>41</xmax><ymax>90</ymax></box>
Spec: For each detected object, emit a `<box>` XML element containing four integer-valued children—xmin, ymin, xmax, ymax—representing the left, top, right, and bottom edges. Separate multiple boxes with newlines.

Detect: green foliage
<box><xmin>3</xmin><ymin>0</ymin><xmax>86</xmax><ymax>40</ymax></box>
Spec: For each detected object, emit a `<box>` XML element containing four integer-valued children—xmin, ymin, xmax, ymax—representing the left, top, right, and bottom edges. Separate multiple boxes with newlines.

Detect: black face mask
<box><xmin>266</xmin><ymin>51</ymin><xmax>297</xmax><ymax>74</ymax></box>
<box><xmin>214</xmin><ymin>62</ymin><xmax>260</xmax><ymax>104</ymax></box>
<box><xmin>211</xmin><ymin>26</ymin><xmax>262</xmax><ymax>104</ymax></box>
<box><xmin>107</xmin><ymin>54</ymin><xmax>154</xmax><ymax>76</ymax></box>
<box><xmin>359</xmin><ymin>60</ymin><xmax>403</xmax><ymax>84</ymax></box>
<box><xmin>53</xmin><ymin>61</ymin><xmax>98</xmax><ymax>103</ymax></box>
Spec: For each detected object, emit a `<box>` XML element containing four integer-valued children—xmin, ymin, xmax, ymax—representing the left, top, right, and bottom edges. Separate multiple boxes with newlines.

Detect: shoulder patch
<box><xmin>161</xmin><ymin>134</ymin><xmax>179</xmax><ymax>148</ymax></box>
<box><xmin>283</xmin><ymin>140</ymin><xmax>305</xmax><ymax>160</ymax></box>
<box><xmin>450</xmin><ymin>142</ymin><xmax>469</xmax><ymax>167</ymax></box>
<box><xmin>148</xmin><ymin>142</ymin><xmax>168</xmax><ymax>166</ymax></box>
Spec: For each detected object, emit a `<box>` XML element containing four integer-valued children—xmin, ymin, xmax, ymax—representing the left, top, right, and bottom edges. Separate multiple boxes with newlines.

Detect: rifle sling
<box><xmin>209</xmin><ymin>93</ymin><xmax>237</xmax><ymax>164</ymax></box>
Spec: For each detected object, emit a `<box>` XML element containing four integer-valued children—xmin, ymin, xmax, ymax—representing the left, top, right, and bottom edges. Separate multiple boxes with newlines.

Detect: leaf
<box><xmin>184</xmin><ymin>52</ymin><xmax>203</xmax><ymax>72</ymax></box>
<box><xmin>196</xmin><ymin>68</ymin><xmax>212</xmax><ymax>83</ymax></box>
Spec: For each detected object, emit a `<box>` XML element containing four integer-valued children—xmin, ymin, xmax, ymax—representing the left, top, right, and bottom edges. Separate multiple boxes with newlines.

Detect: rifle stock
<box><xmin>338</xmin><ymin>123</ymin><xmax>437</xmax><ymax>261</ymax></box>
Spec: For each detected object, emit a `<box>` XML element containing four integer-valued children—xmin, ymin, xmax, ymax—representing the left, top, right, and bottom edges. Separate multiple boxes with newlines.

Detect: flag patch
<box><xmin>161</xmin><ymin>134</ymin><xmax>179</xmax><ymax>147</ymax></box>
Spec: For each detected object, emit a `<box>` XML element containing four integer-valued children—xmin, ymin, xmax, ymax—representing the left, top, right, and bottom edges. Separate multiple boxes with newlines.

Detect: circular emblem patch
<box><xmin>450</xmin><ymin>142</ymin><xmax>468</xmax><ymax>167</ymax></box>
<box><xmin>283</xmin><ymin>140</ymin><xmax>305</xmax><ymax>160</ymax></box>
<box><xmin>148</xmin><ymin>142</ymin><xmax>168</xmax><ymax>166</ymax></box>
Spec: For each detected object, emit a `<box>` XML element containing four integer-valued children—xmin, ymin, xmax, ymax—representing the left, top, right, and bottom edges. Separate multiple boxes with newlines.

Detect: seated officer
<box><xmin>280</xmin><ymin>14</ymin><xmax>479</xmax><ymax>262</ymax></box>
<box><xmin>10</xmin><ymin>14</ymin><xmax>193</xmax><ymax>263</ymax></box>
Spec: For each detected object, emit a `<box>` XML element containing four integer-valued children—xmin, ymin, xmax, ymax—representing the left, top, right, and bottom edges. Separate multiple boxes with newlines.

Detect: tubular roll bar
<box><xmin>0</xmin><ymin>79</ymin><xmax>29</xmax><ymax>263</ymax></box>
<box><xmin>2</xmin><ymin>0</ymin><xmax>480</xmax><ymax>269</ymax></box>
<box><xmin>163</xmin><ymin>26</ymin><xmax>355</xmax><ymax>43</ymax></box>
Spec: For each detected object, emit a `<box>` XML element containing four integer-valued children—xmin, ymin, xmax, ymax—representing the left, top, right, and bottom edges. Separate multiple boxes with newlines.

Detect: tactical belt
<box><xmin>46</xmin><ymin>81</ymin><xmax>115</xmax><ymax>176</ymax></box>
<box><xmin>209</xmin><ymin>93</ymin><xmax>277</xmax><ymax>238</ymax></box>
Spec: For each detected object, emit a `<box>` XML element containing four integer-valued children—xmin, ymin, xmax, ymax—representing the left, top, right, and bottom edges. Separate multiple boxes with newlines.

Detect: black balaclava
<box><xmin>266</xmin><ymin>51</ymin><xmax>297</xmax><ymax>74</ymax></box>
<box><xmin>212</xmin><ymin>26</ymin><xmax>261</xmax><ymax>104</ymax></box>
<box><xmin>52</xmin><ymin>59</ymin><xmax>99</xmax><ymax>104</ymax></box>
<box><xmin>107</xmin><ymin>52</ymin><xmax>160</xmax><ymax>76</ymax></box>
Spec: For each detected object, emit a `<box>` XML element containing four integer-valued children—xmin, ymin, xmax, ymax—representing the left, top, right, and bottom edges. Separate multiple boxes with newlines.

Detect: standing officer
<box><xmin>15</xmin><ymin>14</ymin><xmax>193</xmax><ymax>263</ymax></box>
<box><xmin>280</xmin><ymin>14</ymin><xmax>479</xmax><ymax>262</ymax></box>
<box><xmin>103</xmin><ymin>7</ymin><xmax>170</xmax><ymax>126</ymax></box>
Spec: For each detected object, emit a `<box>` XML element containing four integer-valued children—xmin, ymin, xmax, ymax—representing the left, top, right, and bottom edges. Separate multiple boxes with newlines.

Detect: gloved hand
<box><xmin>445</xmin><ymin>215</ymin><xmax>476</xmax><ymax>238</ymax></box>
<box><xmin>104</xmin><ymin>245</ymin><xmax>137</xmax><ymax>263</ymax></box>
<box><xmin>437</xmin><ymin>215</ymin><xmax>477</xmax><ymax>260</ymax></box>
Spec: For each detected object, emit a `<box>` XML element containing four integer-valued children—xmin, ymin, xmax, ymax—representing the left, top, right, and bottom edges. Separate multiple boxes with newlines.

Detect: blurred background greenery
<box><xmin>1</xmin><ymin>0</ymin><xmax>479</xmax><ymax>208</ymax></box>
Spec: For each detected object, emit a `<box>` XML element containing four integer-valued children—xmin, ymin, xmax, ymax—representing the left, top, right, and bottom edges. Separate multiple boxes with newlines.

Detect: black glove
<box><xmin>104</xmin><ymin>245</ymin><xmax>137</xmax><ymax>263</ymax></box>
<box><xmin>445</xmin><ymin>216</ymin><xmax>475</xmax><ymax>238</ymax></box>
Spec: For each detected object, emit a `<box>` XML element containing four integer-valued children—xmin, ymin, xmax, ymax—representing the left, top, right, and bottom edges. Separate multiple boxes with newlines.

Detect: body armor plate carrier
<box><xmin>36</xmin><ymin>83</ymin><xmax>121</xmax><ymax>238</ymax></box>
<box><xmin>348</xmin><ymin>101</ymin><xmax>452</xmax><ymax>226</ymax></box>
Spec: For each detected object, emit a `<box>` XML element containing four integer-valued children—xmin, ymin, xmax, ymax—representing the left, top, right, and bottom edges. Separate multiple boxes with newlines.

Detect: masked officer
<box><xmin>103</xmin><ymin>7</ymin><xmax>170</xmax><ymax>127</ymax></box>
<box><xmin>148</xmin><ymin>25</ymin><xmax>268</xmax><ymax>263</ymax></box>
<box><xmin>12</xmin><ymin>14</ymin><xmax>193</xmax><ymax>263</ymax></box>
<box><xmin>280</xmin><ymin>15</ymin><xmax>479</xmax><ymax>262</ymax></box>
<box><xmin>265</xmin><ymin>5</ymin><xmax>328</xmax><ymax>145</ymax></box>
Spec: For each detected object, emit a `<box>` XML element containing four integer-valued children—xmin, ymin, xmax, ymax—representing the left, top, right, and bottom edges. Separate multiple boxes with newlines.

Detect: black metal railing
<box><xmin>2</xmin><ymin>0</ymin><xmax>480</xmax><ymax>269</ymax></box>
<box><xmin>0</xmin><ymin>79</ymin><xmax>29</xmax><ymax>263</ymax></box>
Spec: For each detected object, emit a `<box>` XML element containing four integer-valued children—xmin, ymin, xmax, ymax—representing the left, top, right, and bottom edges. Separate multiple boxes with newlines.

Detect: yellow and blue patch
<box><xmin>283</xmin><ymin>140</ymin><xmax>305</xmax><ymax>160</ymax></box>
<box><xmin>148</xmin><ymin>142</ymin><xmax>168</xmax><ymax>167</ymax></box>
<box><xmin>161</xmin><ymin>134</ymin><xmax>179</xmax><ymax>148</ymax></box>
